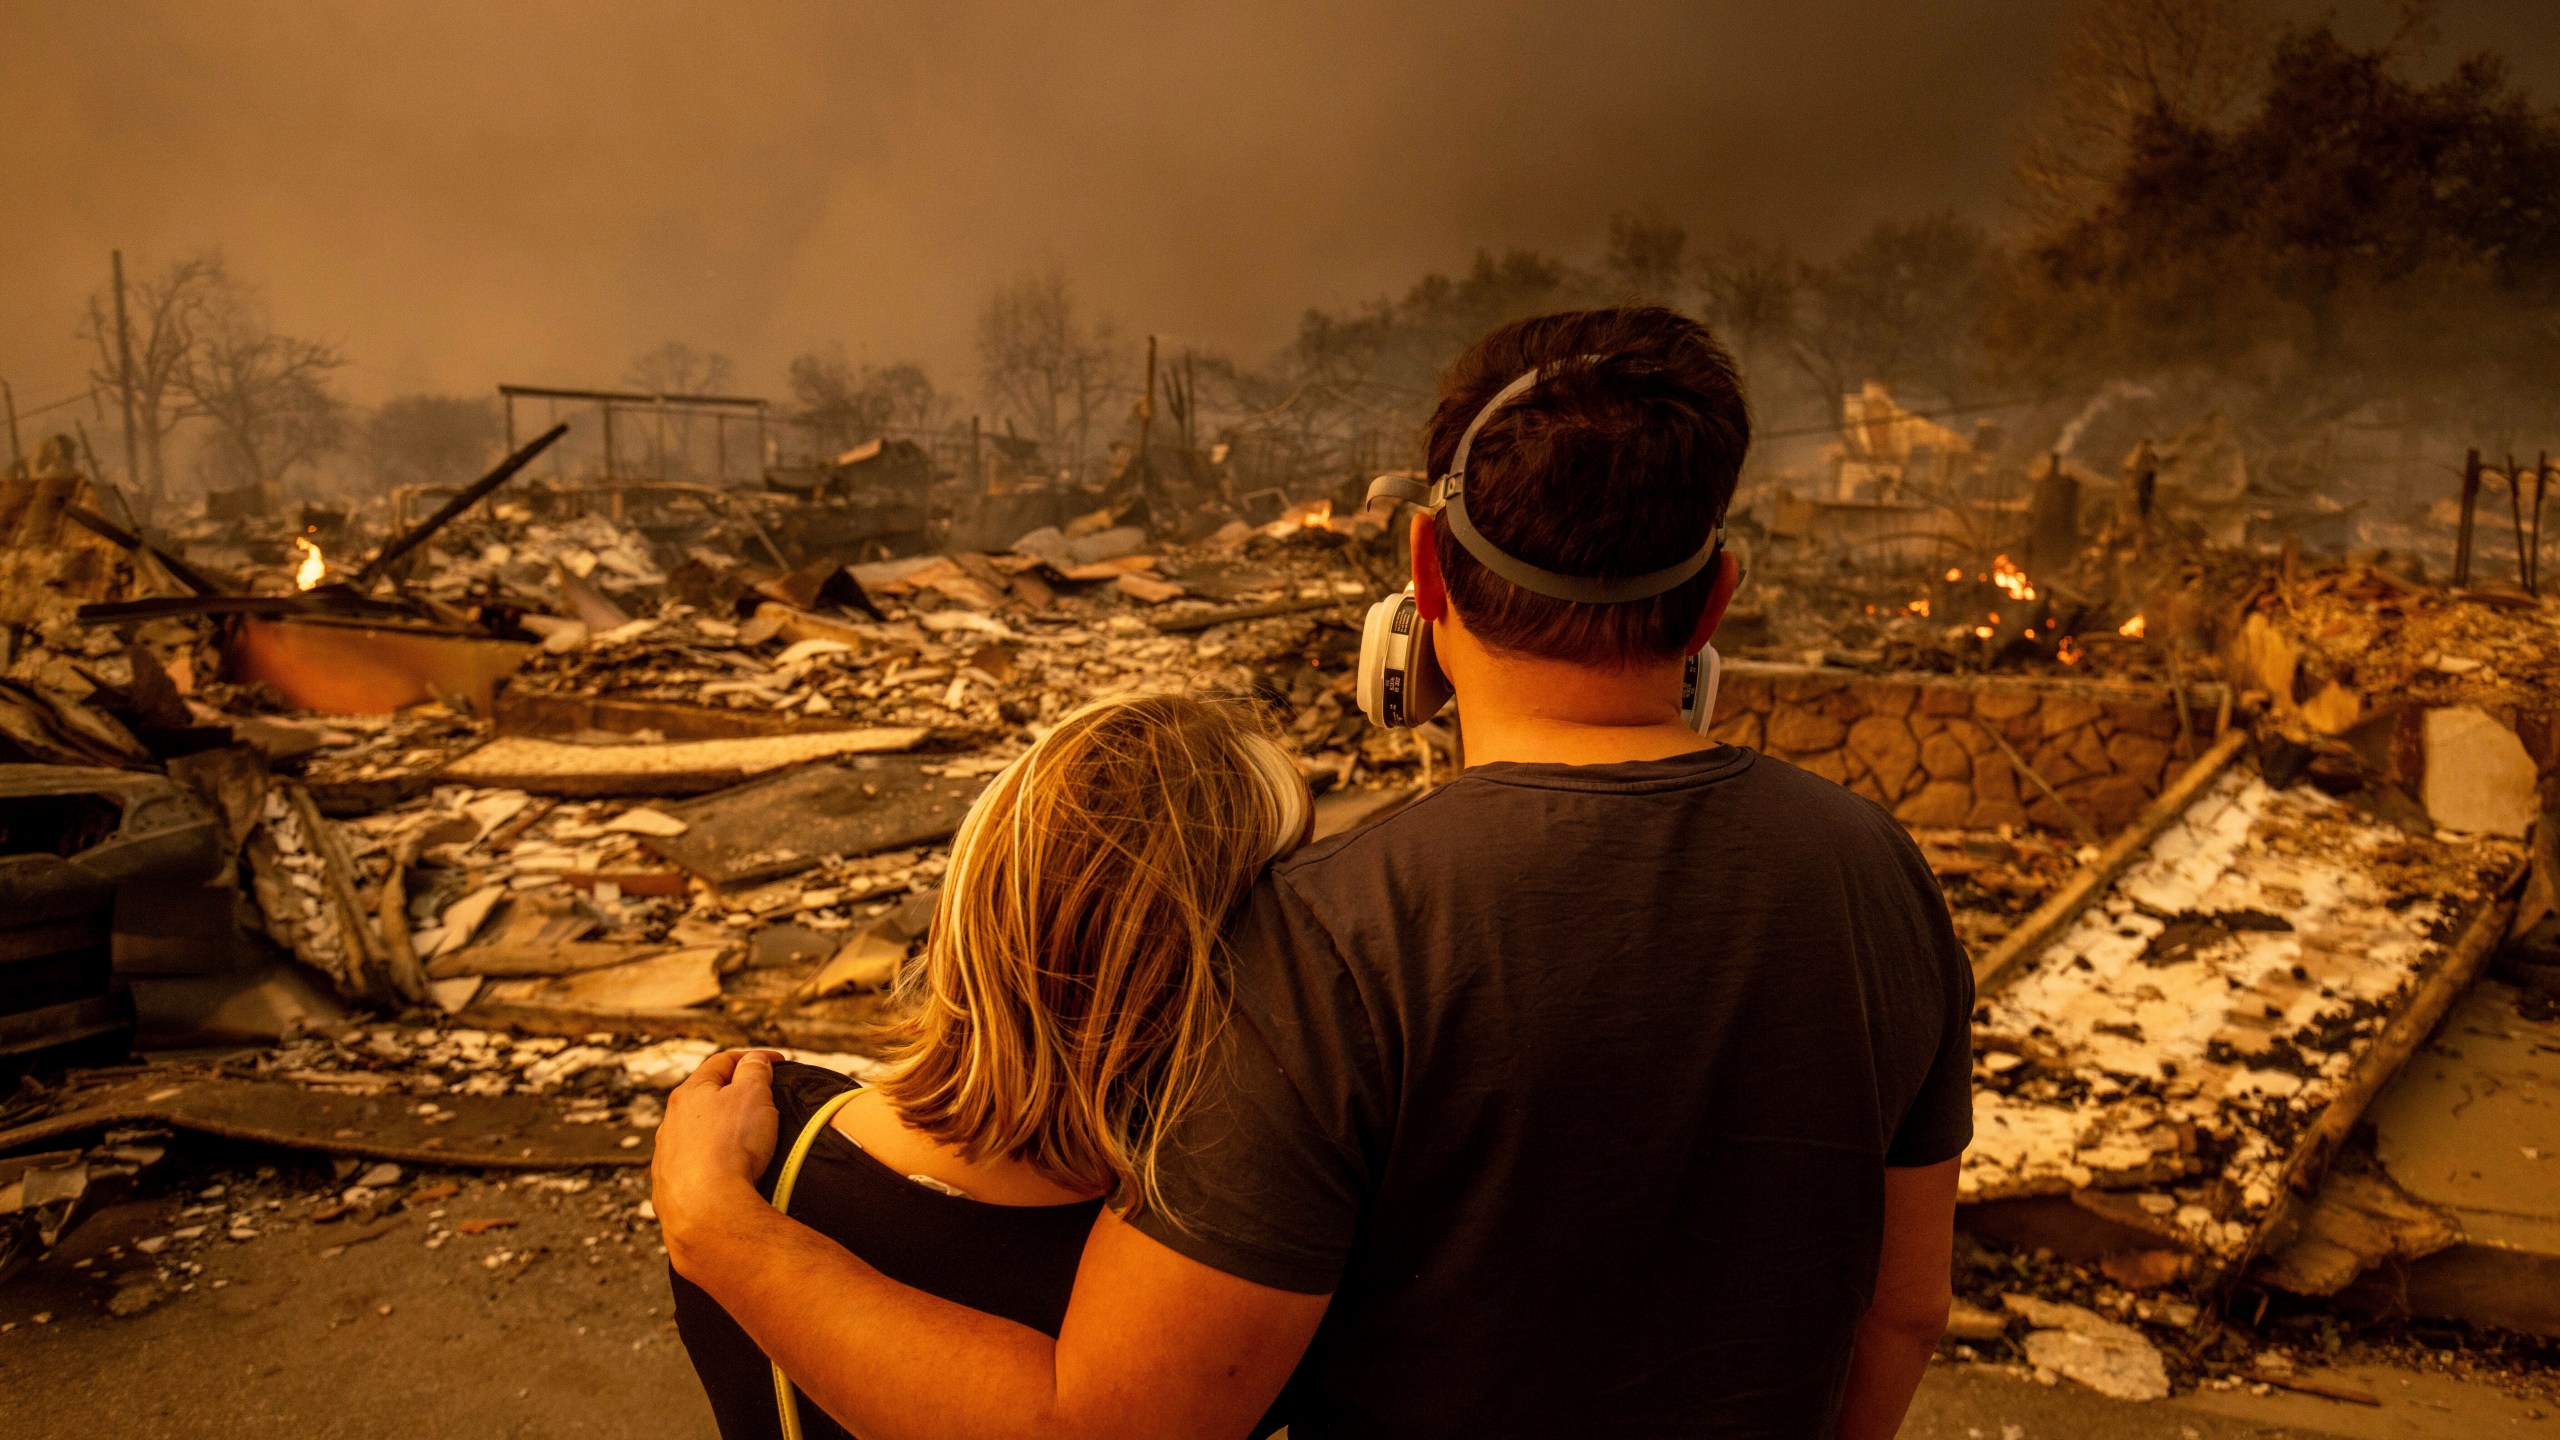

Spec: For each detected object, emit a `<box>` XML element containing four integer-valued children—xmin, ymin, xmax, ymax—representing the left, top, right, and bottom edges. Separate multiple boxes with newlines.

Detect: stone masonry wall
<box><xmin>1708</xmin><ymin>664</ymin><xmax>2224</xmax><ymax>835</ymax></box>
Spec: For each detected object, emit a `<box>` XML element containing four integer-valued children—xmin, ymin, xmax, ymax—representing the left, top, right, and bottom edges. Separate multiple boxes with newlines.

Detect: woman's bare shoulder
<box><xmin>831</xmin><ymin>1088</ymin><xmax>1102</xmax><ymax>1207</ymax></box>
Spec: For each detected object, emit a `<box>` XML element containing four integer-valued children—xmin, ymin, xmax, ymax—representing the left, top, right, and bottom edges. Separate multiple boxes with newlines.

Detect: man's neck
<box><xmin>1437</xmin><ymin>618</ymin><xmax>1714</xmax><ymax>770</ymax></box>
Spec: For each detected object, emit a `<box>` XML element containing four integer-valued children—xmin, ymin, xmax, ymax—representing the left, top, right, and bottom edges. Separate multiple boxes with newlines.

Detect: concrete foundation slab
<box><xmin>2362</xmin><ymin>979</ymin><xmax>2560</xmax><ymax>1337</ymax></box>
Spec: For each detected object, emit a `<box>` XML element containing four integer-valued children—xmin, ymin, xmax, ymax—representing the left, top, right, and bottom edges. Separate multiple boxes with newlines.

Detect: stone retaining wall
<box><xmin>1709</xmin><ymin>664</ymin><xmax>2225</xmax><ymax>835</ymax></box>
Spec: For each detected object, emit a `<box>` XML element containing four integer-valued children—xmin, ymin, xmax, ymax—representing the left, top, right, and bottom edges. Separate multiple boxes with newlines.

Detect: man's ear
<box><xmin>1683</xmin><ymin>550</ymin><xmax>1743</xmax><ymax>656</ymax></box>
<box><xmin>1410</xmin><ymin>512</ymin><xmax>1448</xmax><ymax>622</ymax></box>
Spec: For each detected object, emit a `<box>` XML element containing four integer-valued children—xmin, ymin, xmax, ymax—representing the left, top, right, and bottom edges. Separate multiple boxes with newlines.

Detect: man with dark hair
<box><xmin>657</xmin><ymin>307</ymin><xmax>1971</xmax><ymax>1439</ymax></box>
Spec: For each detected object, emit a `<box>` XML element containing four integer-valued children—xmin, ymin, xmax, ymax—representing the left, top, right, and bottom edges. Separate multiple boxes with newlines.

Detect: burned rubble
<box><xmin>5</xmin><ymin>383</ymin><xmax>2560</xmax><ymax>1418</ymax></box>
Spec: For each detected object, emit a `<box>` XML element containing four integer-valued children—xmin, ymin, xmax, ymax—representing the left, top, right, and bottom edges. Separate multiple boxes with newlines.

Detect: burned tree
<box><xmin>1692</xmin><ymin>217</ymin><xmax>2001</xmax><ymax>425</ymax></box>
<box><xmin>1993</xmin><ymin>20</ymin><xmax>2560</xmax><ymax>449</ymax></box>
<box><xmin>626</xmin><ymin>341</ymin><xmax>734</xmax><ymax>398</ymax></box>
<box><xmin>2014</xmin><ymin>0</ymin><xmax>2276</xmax><ymax>226</ymax></box>
<box><xmin>1786</xmin><ymin>215</ymin><xmax>2001</xmax><ymax>417</ymax></box>
<box><xmin>976</xmin><ymin>268</ymin><xmax>1125</xmax><ymax>476</ymax></box>
<box><xmin>622</xmin><ymin>343</ymin><xmax>739</xmax><ymax>477</ymax></box>
<box><xmin>1604</xmin><ymin>212</ymin><xmax>1689</xmax><ymax>307</ymax></box>
<box><xmin>177</xmin><ymin>276</ymin><xmax>347</xmax><ymax>503</ymax></box>
<box><xmin>366</xmin><ymin>394</ymin><xmax>502</xmax><ymax>492</ymax></box>
<box><xmin>79</xmin><ymin>251</ymin><xmax>223</xmax><ymax>504</ymax></box>
<box><xmin>787</xmin><ymin>351</ymin><xmax>942</xmax><ymax>455</ymax></box>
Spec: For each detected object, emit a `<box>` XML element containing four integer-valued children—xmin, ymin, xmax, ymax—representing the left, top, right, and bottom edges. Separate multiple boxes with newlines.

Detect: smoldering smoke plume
<box><xmin>2053</xmin><ymin>382</ymin><xmax>2155</xmax><ymax>459</ymax></box>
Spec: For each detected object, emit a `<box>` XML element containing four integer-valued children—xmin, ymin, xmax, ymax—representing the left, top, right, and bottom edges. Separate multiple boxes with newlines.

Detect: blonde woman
<box><xmin>668</xmin><ymin>691</ymin><xmax>1311</xmax><ymax>1440</ymax></box>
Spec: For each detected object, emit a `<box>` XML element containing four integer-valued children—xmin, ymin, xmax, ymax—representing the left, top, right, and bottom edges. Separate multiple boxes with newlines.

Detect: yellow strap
<box><xmin>771</xmin><ymin>1085</ymin><xmax>864</xmax><ymax>1440</ymax></box>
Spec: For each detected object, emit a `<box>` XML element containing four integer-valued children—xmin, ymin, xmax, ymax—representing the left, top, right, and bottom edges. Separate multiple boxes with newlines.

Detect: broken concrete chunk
<box><xmin>603</xmin><ymin>806</ymin><xmax>690</xmax><ymax>838</ymax></box>
<box><xmin>2020</xmin><ymin>1327</ymin><xmax>2169</xmax><ymax>1401</ymax></box>
<box><xmin>2422</xmin><ymin>706</ymin><xmax>2538</xmax><ymax>837</ymax></box>
<box><xmin>1008</xmin><ymin>526</ymin><xmax>1073</xmax><ymax>568</ymax></box>
<box><xmin>2003</xmin><ymin>1293</ymin><xmax>2169</xmax><ymax>1400</ymax></box>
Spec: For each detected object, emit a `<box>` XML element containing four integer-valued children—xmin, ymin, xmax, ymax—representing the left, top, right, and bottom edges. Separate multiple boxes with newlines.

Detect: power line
<box><xmin>11</xmin><ymin>385</ymin><xmax>104</xmax><ymax>422</ymax></box>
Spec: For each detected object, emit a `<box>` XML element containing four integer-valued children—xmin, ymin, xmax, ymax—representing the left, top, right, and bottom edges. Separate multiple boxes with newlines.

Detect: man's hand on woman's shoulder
<box><xmin>653</xmin><ymin>1049</ymin><xmax>784</xmax><ymax>1269</ymax></box>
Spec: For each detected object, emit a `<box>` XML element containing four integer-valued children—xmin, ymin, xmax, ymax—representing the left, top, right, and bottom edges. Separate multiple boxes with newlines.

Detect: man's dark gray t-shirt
<box><xmin>1129</xmin><ymin>745</ymin><xmax>1973</xmax><ymax>1440</ymax></box>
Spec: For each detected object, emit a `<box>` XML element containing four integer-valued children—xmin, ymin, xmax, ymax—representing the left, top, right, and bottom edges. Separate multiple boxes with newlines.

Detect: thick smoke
<box><xmin>2</xmin><ymin>1</ymin><xmax>2552</xmax><ymax>414</ymax></box>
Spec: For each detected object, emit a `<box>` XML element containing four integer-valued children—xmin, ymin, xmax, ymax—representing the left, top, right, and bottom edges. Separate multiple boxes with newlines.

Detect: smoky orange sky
<box><xmin>6</xmin><ymin>1</ymin><xmax>2554</xmax><ymax>420</ymax></box>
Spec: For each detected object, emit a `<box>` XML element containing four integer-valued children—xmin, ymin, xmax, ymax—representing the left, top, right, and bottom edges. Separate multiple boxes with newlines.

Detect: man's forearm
<box><xmin>671</xmin><ymin>1180</ymin><xmax>1070</xmax><ymax>1440</ymax></box>
<box><xmin>1833</xmin><ymin>1311</ymin><xmax>1939</xmax><ymax>1440</ymax></box>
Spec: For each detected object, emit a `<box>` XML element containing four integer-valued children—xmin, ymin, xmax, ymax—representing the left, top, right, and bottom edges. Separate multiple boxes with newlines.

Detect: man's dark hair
<box><xmin>1424</xmin><ymin>306</ymin><xmax>1749</xmax><ymax>667</ymax></box>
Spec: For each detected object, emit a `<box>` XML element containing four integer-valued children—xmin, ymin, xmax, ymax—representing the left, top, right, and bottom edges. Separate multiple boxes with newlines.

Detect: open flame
<box><xmin>294</xmin><ymin>535</ymin><xmax>326</xmax><ymax>591</ymax></box>
<box><xmin>2056</xmin><ymin>635</ymin><xmax>2084</xmax><ymax>665</ymax></box>
<box><xmin>1990</xmin><ymin>554</ymin><xmax>2036</xmax><ymax>602</ymax></box>
<box><xmin>2119</xmin><ymin>614</ymin><xmax>2147</xmax><ymax>639</ymax></box>
<box><xmin>1269</xmin><ymin>497</ymin><xmax>1336</xmax><ymax>535</ymax></box>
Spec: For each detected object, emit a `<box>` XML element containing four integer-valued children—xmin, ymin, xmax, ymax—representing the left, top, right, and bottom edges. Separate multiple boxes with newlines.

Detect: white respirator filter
<box><xmin>1355</xmin><ymin>587</ymin><xmax>1453</xmax><ymax>729</ymax></box>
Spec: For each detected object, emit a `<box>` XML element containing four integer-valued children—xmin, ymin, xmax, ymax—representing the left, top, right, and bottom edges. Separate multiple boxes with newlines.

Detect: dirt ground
<box><xmin>2</xmin><ymin>1150</ymin><xmax>2552</xmax><ymax>1440</ymax></box>
<box><xmin>0</xmin><ymin>1150</ymin><xmax>711</xmax><ymax>1440</ymax></box>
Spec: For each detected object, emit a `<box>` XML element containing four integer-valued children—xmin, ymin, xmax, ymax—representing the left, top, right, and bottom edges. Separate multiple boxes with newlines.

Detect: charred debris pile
<box><xmin>3</xmin><ymin>395</ymin><xmax>2559</xmax><ymax>1405</ymax></box>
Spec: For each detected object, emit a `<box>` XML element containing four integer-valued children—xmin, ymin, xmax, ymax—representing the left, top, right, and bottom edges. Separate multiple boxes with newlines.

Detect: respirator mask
<box><xmin>1353</xmin><ymin>358</ymin><xmax>1728</xmax><ymax>734</ymax></box>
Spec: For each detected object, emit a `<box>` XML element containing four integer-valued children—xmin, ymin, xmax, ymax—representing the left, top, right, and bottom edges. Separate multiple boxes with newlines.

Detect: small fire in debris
<box><xmin>2056</xmin><ymin>635</ymin><xmax>2085</xmax><ymax>666</ymax></box>
<box><xmin>1972</xmin><ymin>624</ymin><xmax>1994</xmax><ymax>640</ymax></box>
<box><xmin>1279</xmin><ymin>498</ymin><xmax>1335</xmax><ymax>532</ymax></box>
<box><xmin>1905</xmin><ymin>597</ymin><xmax>1931</xmax><ymax>617</ymax></box>
<box><xmin>1943</xmin><ymin>566</ymin><xmax>1963</xmax><ymax>583</ymax></box>
<box><xmin>293</xmin><ymin>535</ymin><xmax>325</xmax><ymax>591</ymax></box>
<box><xmin>2119</xmin><ymin>613</ymin><xmax>2147</xmax><ymax>639</ymax></box>
<box><xmin>1990</xmin><ymin>554</ymin><xmax>2036</xmax><ymax>603</ymax></box>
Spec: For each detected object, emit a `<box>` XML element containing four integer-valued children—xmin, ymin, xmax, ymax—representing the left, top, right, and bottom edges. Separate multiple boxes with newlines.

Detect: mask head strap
<box><xmin>1364</xmin><ymin>357</ymin><xmax>1724</xmax><ymax>605</ymax></box>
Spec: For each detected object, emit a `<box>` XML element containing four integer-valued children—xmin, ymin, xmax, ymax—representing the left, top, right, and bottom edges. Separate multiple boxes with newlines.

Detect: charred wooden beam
<box><xmin>60</xmin><ymin>503</ymin><xmax>234</xmax><ymax>597</ymax></box>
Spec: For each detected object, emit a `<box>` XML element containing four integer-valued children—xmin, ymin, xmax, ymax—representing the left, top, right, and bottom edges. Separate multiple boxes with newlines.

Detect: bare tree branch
<box><xmin>976</xmin><ymin>268</ymin><xmax>1128</xmax><ymax>477</ymax></box>
<box><xmin>79</xmin><ymin>252</ymin><xmax>222</xmax><ymax>501</ymax></box>
<box><xmin>178</xmin><ymin>275</ymin><xmax>347</xmax><ymax>498</ymax></box>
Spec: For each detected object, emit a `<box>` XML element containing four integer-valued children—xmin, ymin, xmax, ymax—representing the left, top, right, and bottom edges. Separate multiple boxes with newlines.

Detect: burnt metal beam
<box><xmin>497</xmin><ymin>383</ymin><xmax>767</xmax><ymax>409</ymax></box>
<box><xmin>352</xmin><ymin>423</ymin><xmax>568</xmax><ymax>589</ymax></box>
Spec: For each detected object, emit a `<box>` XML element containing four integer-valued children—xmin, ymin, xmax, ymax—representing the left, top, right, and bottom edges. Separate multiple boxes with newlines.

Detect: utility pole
<box><xmin>110</xmin><ymin>250</ymin><xmax>145</xmax><ymax>503</ymax></box>
<box><xmin>2</xmin><ymin>377</ymin><xmax>21</xmax><ymax>476</ymax></box>
<box><xmin>1137</xmin><ymin>334</ymin><xmax>1157</xmax><ymax>459</ymax></box>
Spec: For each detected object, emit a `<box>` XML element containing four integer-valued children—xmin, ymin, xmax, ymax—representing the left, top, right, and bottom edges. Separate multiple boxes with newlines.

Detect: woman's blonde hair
<box><xmin>869</xmin><ymin>690</ymin><xmax>1311</xmax><ymax>1217</ymax></box>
